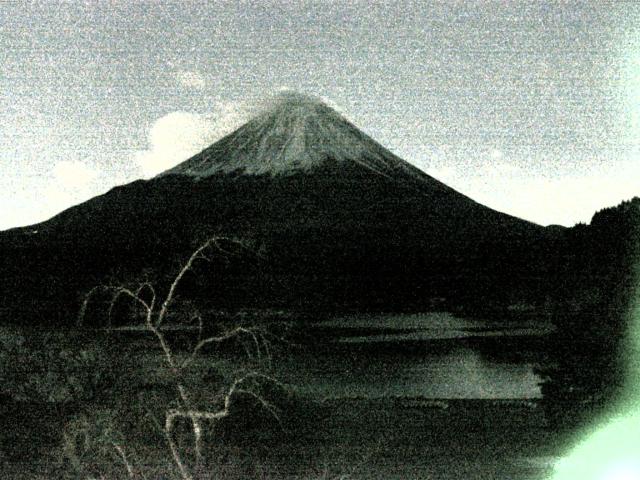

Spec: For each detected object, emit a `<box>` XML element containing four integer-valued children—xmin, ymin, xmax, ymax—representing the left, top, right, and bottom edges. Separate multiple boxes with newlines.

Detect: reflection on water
<box><xmin>281</xmin><ymin>312</ymin><xmax>548</xmax><ymax>400</ymax></box>
<box><xmin>284</xmin><ymin>348</ymin><xmax>542</xmax><ymax>400</ymax></box>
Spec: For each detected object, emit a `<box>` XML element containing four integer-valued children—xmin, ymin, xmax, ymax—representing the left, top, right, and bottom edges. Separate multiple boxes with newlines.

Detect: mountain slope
<box><xmin>0</xmin><ymin>93</ymin><xmax>560</xmax><ymax>325</ymax></box>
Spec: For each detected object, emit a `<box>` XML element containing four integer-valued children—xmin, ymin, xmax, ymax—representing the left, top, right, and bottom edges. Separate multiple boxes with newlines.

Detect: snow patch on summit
<box><xmin>163</xmin><ymin>93</ymin><xmax>424</xmax><ymax>179</ymax></box>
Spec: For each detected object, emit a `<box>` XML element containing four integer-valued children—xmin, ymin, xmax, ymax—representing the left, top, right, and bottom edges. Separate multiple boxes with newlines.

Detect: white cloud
<box><xmin>52</xmin><ymin>160</ymin><xmax>97</xmax><ymax>189</ymax></box>
<box><xmin>42</xmin><ymin>186</ymin><xmax>77</xmax><ymax>215</ymax></box>
<box><xmin>490</xmin><ymin>148</ymin><xmax>504</xmax><ymax>160</ymax></box>
<box><xmin>134</xmin><ymin>103</ymin><xmax>248</xmax><ymax>178</ymax></box>
<box><xmin>0</xmin><ymin>161</ymin><xmax>99</xmax><ymax>229</ymax></box>
<box><xmin>175</xmin><ymin>70</ymin><xmax>206</xmax><ymax>89</ymax></box>
<box><xmin>507</xmin><ymin>160</ymin><xmax>640</xmax><ymax>226</ymax></box>
<box><xmin>41</xmin><ymin>161</ymin><xmax>99</xmax><ymax>221</ymax></box>
<box><xmin>415</xmin><ymin>153</ymin><xmax>639</xmax><ymax>227</ymax></box>
<box><xmin>427</xmin><ymin>165</ymin><xmax>456</xmax><ymax>182</ymax></box>
<box><xmin>462</xmin><ymin>160</ymin><xmax>638</xmax><ymax>226</ymax></box>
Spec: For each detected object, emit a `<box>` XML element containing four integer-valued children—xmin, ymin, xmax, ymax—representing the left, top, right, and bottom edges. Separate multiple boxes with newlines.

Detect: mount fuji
<box><xmin>0</xmin><ymin>93</ymin><xmax>559</xmax><ymax>324</ymax></box>
<box><xmin>166</xmin><ymin>93</ymin><xmax>436</xmax><ymax>179</ymax></box>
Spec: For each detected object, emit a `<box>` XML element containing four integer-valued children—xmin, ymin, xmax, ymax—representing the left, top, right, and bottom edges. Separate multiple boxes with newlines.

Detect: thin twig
<box><xmin>156</xmin><ymin>237</ymin><xmax>233</xmax><ymax>328</ymax></box>
<box><xmin>181</xmin><ymin>326</ymin><xmax>259</xmax><ymax>369</ymax></box>
<box><xmin>112</xmin><ymin>443</ymin><xmax>135</xmax><ymax>479</ymax></box>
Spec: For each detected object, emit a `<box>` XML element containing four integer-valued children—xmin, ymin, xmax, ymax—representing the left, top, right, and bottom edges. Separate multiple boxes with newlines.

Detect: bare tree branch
<box><xmin>77</xmin><ymin>236</ymin><xmax>283</xmax><ymax>480</ymax></box>
<box><xmin>181</xmin><ymin>326</ymin><xmax>261</xmax><ymax>369</ymax></box>
<box><xmin>78</xmin><ymin>285</ymin><xmax>152</xmax><ymax>327</ymax></box>
<box><xmin>106</xmin><ymin>286</ymin><xmax>152</xmax><ymax>328</ymax></box>
<box><xmin>112</xmin><ymin>443</ymin><xmax>135</xmax><ymax>479</ymax></box>
<box><xmin>156</xmin><ymin>237</ymin><xmax>234</xmax><ymax>329</ymax></box>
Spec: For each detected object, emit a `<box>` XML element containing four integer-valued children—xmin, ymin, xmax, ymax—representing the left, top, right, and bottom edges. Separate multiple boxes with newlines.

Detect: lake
<box><xmin>277</xmin><ymin>312</ymin><xmax>553</xmax><ymax>400</ymax></box>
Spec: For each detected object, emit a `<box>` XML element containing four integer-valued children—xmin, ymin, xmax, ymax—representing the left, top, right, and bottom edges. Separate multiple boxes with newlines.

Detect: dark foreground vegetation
<box><xmin>538</xmin><ymin>198</ymin><xmax>640</xmax><ymax>430</ymax></box>
<box><xmin>1</xmin><ymin>326</ymin><xmax>559</xmax><ymax>480</ymax></box>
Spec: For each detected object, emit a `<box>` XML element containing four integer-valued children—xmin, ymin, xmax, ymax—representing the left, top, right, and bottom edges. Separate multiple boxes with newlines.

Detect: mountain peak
<box><xmin>163</xmin><ymin>92</ymin><xmax>423</xmax><ymax>178</ymax></box>
<box><xmin>260</xmin><ymin>91</ymin><xmax>334</xmax><ymax>118</ymax></box>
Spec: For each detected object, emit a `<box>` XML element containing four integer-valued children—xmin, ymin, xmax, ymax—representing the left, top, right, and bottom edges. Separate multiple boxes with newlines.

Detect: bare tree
<box><xmin>78</xmin><ymin>237</ymin><xmax>282</xmax><ymax>480</ymax></box>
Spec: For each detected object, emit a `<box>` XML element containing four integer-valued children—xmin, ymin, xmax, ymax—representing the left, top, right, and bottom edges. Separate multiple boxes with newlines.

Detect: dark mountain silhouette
<box><xmin>0</xmin><ymin>93</ymin><xmax>561</xmax><ymax>325</ymax></box>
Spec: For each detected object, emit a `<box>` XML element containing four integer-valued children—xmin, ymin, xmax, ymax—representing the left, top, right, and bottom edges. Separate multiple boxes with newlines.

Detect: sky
<box><xmin>1</xmin><ymin>0</ymin><xmax>639</xmax><ymax>229</ymax></box>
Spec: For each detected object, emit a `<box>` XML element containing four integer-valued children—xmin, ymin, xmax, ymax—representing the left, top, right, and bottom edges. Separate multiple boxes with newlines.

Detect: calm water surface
<box><xmin>279</xmin><ymin>312</ymin><xmax>551</xmax><ymax>400</ymax></box>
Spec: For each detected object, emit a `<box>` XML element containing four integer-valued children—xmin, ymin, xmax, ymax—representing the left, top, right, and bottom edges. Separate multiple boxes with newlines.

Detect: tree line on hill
<box><xmin>539</xmin><ymin>197</ymin><xmax>640</xmax><ymax>429</ymax></box>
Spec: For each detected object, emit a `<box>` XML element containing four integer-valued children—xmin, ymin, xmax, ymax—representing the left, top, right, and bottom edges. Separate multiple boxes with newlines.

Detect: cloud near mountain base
<box><xmin>426</xmin><ymin>158</ymin><xmax>640</xmax><ymax>227</ymax></box>
<box><xmin>134</xmin><ymin>104</ymin><xmax>247</xmax><ymax>178</ymax></box>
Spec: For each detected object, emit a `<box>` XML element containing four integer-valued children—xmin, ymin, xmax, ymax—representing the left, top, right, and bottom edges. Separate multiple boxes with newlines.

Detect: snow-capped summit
<box><xmin>164</xmin><ymin>92</ymin><xmax>423</xmax><ymax>179</ymax></box>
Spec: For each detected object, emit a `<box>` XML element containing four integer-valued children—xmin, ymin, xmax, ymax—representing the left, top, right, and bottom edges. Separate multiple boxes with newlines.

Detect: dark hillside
<box><xmin>0</xmin><ymin>95</ymin><xmax>562</xmax><ymax>325</ymax></box>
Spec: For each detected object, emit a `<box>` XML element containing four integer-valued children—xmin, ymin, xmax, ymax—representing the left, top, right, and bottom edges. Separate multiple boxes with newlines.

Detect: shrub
<box><xmin>0</xmin><ymin>328</ymin><xmax>120</xmax><ymax>404</ymax></box>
